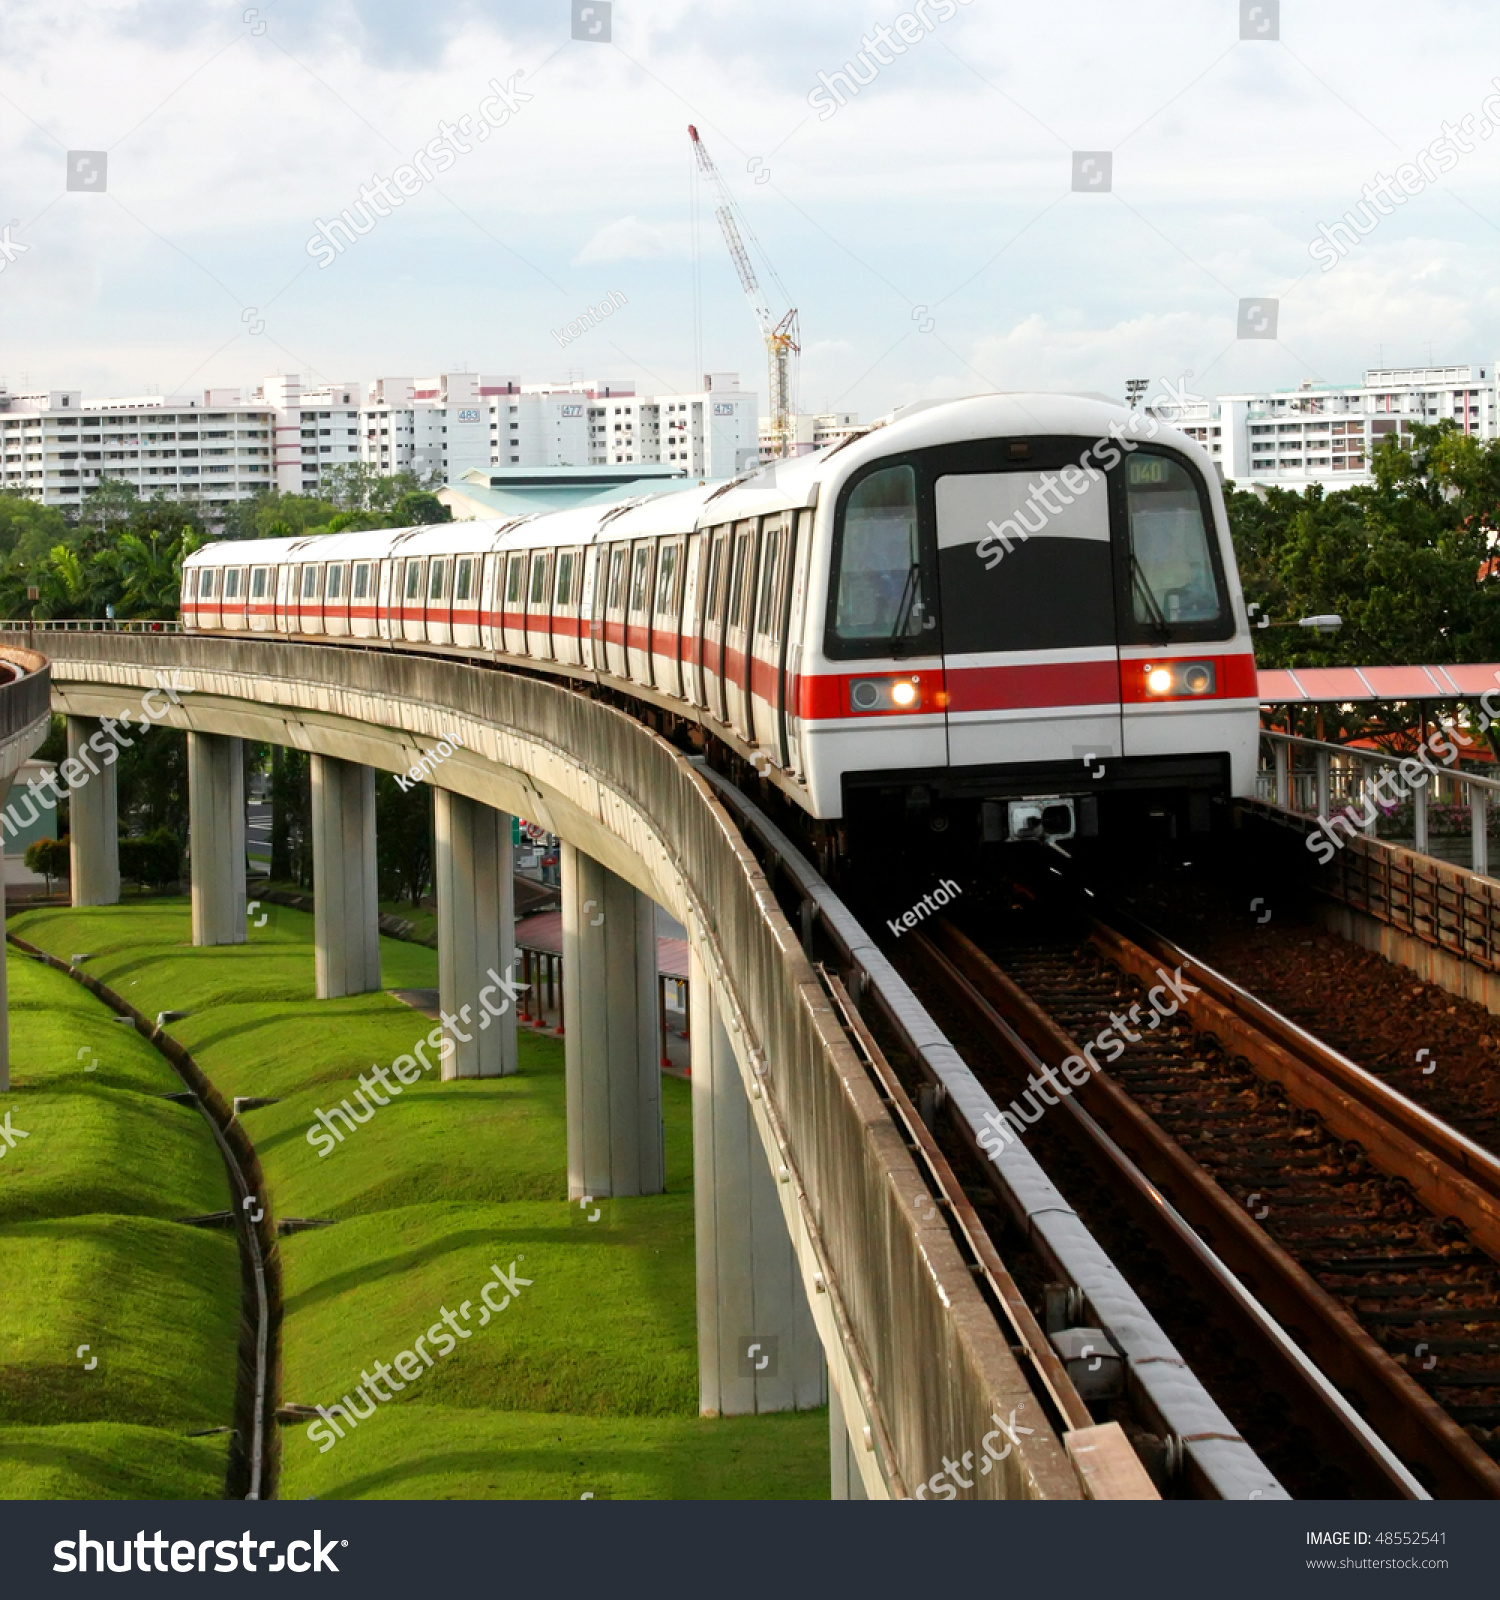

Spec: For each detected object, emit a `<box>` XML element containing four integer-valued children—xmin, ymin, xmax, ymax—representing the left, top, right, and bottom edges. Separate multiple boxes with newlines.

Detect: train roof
<box><xmin>185</xmin><ymin>394</ymin><xmax>1208</xmax><ymax>568</ymax></box>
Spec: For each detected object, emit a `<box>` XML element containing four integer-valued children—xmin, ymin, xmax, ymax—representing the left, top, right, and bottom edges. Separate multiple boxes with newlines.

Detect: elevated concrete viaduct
<box><xmin>3</xmin><ymin>632</ymin><xmax>1086</xmax><ymax>1501</ymax></box>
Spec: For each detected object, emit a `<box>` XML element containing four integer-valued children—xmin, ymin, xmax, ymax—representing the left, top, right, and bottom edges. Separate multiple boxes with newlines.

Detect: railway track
<box><xmin>912</xmin><ymin>895</ymin><xmax>1500</xmax><ymax>1500</ymax></box>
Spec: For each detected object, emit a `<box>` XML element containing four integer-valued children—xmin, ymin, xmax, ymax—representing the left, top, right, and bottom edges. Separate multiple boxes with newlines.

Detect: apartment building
<box><xmin>0</xmin><ymin>386</ymin><xmax>274</xmax><ymax>508</ymax></box>
<box><xmin>1163</xmin><ymin>361</ymin><xmax>1497</xmax><ymax>489</ymax></box>
<box><xmin>759</xmin><ymin>409</ymin><xmax>864</xmax><ymax>461</ymax></box>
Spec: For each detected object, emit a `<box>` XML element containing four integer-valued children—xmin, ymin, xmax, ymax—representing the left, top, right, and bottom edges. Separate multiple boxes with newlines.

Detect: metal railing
<box><xmin>1259</xmin><ymin>728</ymin><xmax>1500</xmax><ymax>878</ymax></box>
<box><xmin>0</xmin><ymin>618</ymin><xmax>182</xmax><ymax>634</ymax></box>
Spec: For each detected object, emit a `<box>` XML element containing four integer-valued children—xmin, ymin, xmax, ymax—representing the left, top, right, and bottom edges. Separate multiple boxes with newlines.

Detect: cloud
<box><xmin>573</xmin><ymin>217</ymin><xmax>693</xmax><ymax>264</ymax></box>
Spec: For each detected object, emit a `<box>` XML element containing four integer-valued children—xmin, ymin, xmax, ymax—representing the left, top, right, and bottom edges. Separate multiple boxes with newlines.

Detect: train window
<box><xmin>555</xmin><ymin>551</ymin><xmax>574</xmax><ymax>607</ymax></box>
<box><xmin>706</xmin><ymin>538</ymin><xmax>725</xmax><ymax>623</ymax></box>
<box><xmin>629</xmin><ymin>546</ymin><xmax>651</xmax><ymax>612</ymax></box>
<box><xmin>352</xmin><ymin>563</ymin><xmax>371</xmax><ymax>600</ymax></box>
<box><xmin>429</xmin><ymin>559</ymin><xmax>447</xmax><ymax>601</ymax></box>
<box><xmin>655</xmin><ymin>546</ymin><xmax>678</xmax><ymax>613</ymax></box>
<box><xmin>756</xmin><ymin>529</ymin><xmax>782</xmax><ymax>634</ymax></box>
<box><xmin>250</xmin><ymin>567</ymin><xmax>268</xmax><ymax>599</ymax></box>
<box><xmin>455</xmin><ymin>558</ymin><xmax>474</xmax><ymax>602</ymax></box>
<box><xmin>1123</xmin><ymin>453</ymin><xmax>1227</xmax><ymax>635</ymax></box>
<box><xmin>506</xmin><ymin>555</ymin><xmax>524</xmax><ymax>605</ymax></box>
<box><xmin>607</xmin><ymin>548</ymin><xmax>627</xmax><ymax>609</ymax></box>
<box><xmin>727</xmin><ymin>534</ymin><xmax>750</xmax><ymax>628</ymax></box>
<box><xmin>326</xmin><ymin>564</ymin><xmax>343</xmax><ymax>600</ymax></box>
<box><xmin>301</xmin><ymin>565</ymin><xmax>321</xmax><ymax>600</ymax></box>
<box><xmin>197</xmin><ymin>569</ymin><xmax>216</xmax><ymax>598</ymax></box>
<box><xmin>405</xmin><ymin>562</ymin><xmax>423</xmax><ymax>601</ymax></box>
<box><xmin>829</xmin><ymin>464</ymin><xmax>924</xmax><ymax>651</ymax></box>
<box><xmin>529</xmin><ymin>553</ymin><xmax>550</xmax><ymax>605</ymax></box>
<box><xmin>224</xmin><ymin>569</ymin><xmax>242</xmax><ymax>600</ymax></box>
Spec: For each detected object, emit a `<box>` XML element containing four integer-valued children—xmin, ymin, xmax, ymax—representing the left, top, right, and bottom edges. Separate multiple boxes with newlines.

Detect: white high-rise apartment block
<box><xmin>0</xmin><ymin>386</ymin><xmax>274</xmax><ymax>508</ymax></box>
<box><xmin>758</xmin><ymin>409</ymin><xmax>864</xmax><ymax>461</ymax></box>
<box><xmin>1164</xmin><ymin>361</ymin><xmax>1497</xmax><ymax>490</ymax></box>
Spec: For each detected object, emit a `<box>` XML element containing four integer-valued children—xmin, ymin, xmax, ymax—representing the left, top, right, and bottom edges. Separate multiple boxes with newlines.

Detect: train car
<box><xmin>183</xmin><ymin>394</ymin><xmax>1260</xmax><ymax>848</ymax></box>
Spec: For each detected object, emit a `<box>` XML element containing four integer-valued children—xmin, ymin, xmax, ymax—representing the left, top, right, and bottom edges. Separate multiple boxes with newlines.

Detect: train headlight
<box><xmin>1143</xmin><ymin>661</ymin><xmax>1217</xmax><ymax>697</ymax></box>
<box><xmin>849</xmin><ymin>676</ymin><xmax>922</xmax><ymax>714</ymax></box>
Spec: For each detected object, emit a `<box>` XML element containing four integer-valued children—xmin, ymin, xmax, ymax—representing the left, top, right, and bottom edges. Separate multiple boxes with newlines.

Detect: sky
<box><xmin>1</xmin><ymin>0</ymin><xmax>1498</xmax><ymax>421</ymax></box>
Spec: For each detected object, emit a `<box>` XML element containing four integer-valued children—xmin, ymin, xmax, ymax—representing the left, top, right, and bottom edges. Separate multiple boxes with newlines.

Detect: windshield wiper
<box><xmin>1130</xmin><ymin>554</ymin><xmax>1172</xmax><ymax>642</ymax></box>
<box><xmin>891</xmin><ymin>561</ymin><xmax>921</xmax><ymax>642</ymax></box>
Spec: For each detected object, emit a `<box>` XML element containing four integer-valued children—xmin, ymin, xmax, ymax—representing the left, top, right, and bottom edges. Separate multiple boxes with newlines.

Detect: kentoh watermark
<box><xmin>1309</xmin><ymin>79</ymin><xmax>1500</xmax><ymax>271</ymax></box>
<box><xmin>0</xmin><ymin>671</ymin><xmax>188</xmax><ymax>849</ymax></box>
<box><xmin>887</xmin><ymin>877</ymin><xmax>961</xmax><ymax>938</ymax></box>
<box><xmin>306</xmin><ymin>1259</ymin><xmax>533</xmax><ymax>1453</ymax></box>
<box><xmin>808</xmin><ymin>0</ymin><xmax>975</xmax><ymax>121</ymax></box>
<box><xmin>973</xmin><ymin>380</ymin><xmax>1199</xmax><ymax>570</ymax></box>
<box><xmin>553</xmin><ymin>290</ymin><xmax>627</xmax><ymax>349</ymax></box>
<box><xmin>1305</xmin><ymin>718</ymin><xmax>1478</xmax><ymax>865</ymax></box>
<box><xmin>305</xmin><ymin>966</ymin><xmax>529</xmax><ymax>1156</ymax></box>
<box><xmin>975</xmin><ymin>967</ymin><xmax>1200</xmax><ymax>1158</ymax></box>
<box><xmin>394</xmin><ymin>728</ymin><xmax>466</xmax><ymax>793</ymax></box>
<box><xmin>305</xmin><ymin>74</ymin><xmax>533</xmax><ymax>267</ymax></box>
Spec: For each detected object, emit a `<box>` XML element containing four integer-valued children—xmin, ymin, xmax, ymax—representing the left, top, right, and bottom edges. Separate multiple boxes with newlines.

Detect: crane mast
<box><xmin>688</xmin><ymin>124</ymin><xmax>800</xmax><ymax>461</ymax></box>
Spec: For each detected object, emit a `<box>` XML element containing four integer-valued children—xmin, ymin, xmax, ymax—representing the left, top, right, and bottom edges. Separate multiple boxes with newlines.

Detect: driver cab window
<box><xmin>1124</xmin><ymin>454</ymin><xmax>1226</xmax><ymax>634</ymax></box>
<box><xmin>829</xmin><ymin>465</ymin><xmax>925</xmax><ymax>654</ymax></box>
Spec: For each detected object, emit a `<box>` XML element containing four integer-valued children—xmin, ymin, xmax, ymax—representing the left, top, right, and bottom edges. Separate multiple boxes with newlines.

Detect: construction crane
<box><xmin>688</xmin><ymin>124</ymin><xmax>800</xmax><ymax>461</ymax></box>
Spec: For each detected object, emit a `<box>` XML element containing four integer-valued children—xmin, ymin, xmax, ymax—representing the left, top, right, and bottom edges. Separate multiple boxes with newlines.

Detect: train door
<box><xmin>400</xmin><ymin>558</ymin><xmax>426</xmax><ymax>642</ymax></box>
<box><xmin>723</xmin><ymin>520</ymin><xmax>759</xmax><ymax>741</ymax></box>
<box><xmin>325</xmin><ymin>562</ymin><xmax>349</xmax><ymax>637</ymax></box>
<box><xmin>650</xmin><ymin>540</ymin><xmax>683</xmax><ymax>699</ymax></box>
<box><xmin>553</xmin><ymin>548</ymin><xmax>581</xmax><ymax>666</ymax></box>
<box><xmin>603</xmin><ymin>543</ymin><xmax>628</xmax><ymax>678</ymax></box>
<box><xmin>502</xmin><ymin>553</ymin><xmax>526</xmax><ymax>655</ymax></box>
<box><xmin>680</xmin><ymin>532</ymin><xmax>705</xmax><ymax>707</ymax></box>
<box><xmin>749</xmin><ymin>515</ymin><xmax>791</xmax><ymax>762</ymax></box>
<box><xmin>265</xmin><ymin>563</ymin><xmax>288</xmax><ymax>634</ymax></box>
<box><xmin>377</xmin><ymin>560</ymin><xmax>396</xmax><ymax>641</ymax></box>
<box><xmin>350</xmin><ymin>560</ymin><xmax>375</xmax><ymax>638</ymax></box>
<box><xmin>932</xmin><ymin>446</ymin><xmax>1122</xmax><ymax>775</ymax></box>
<box><xmin>193</xmin><ymin>565</ymin><xmax>220</xmax><ymax>631</ymax></box>
<box><xmin>452</xmin><ymin>555</ymin><xmax>481</xmax><ymax>649</ymax></box>
<box><xmin>478</xmin><ymin>554</ymin><xmax>501</xmax><ymax>652</ymax></box>
<box><xmin>701</xmin><ymin>528</ymin><xmax>730</xmax><ymax>723</ymax></box>
<box><xmin>525</xmin><ymin>549</ymin><xmax>553</xmax><ymax>660</ymax></box>
<box><xmin>426</xmin><ymin>555</ymin><xmax>452</xmax><ymax>646</ymax></box>
<box><xmin>782</xmin><ymin>510</ymin><xmax>813</xmax><ymax>778</ymax></box>
<box><xmin>625</xmin><ymin>541</ymin><xmax>655</xmax><ymax>686</ymax></box>
<box><xmin>581</xmin><ymin>545</ymin><xmax>602</xmax><ymax>672</ymax></box>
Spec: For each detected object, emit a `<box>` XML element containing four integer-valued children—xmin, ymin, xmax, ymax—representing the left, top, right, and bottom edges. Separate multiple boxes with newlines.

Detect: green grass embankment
<box><xmin>11</xmin><ymin>899</ymin><xmax>827</xmax><ymax>1499</ymax></box>
<box><xmin>0</xmin><ymin>945</ymin><xmax>237</xmax><ymax>1499</ymax></box>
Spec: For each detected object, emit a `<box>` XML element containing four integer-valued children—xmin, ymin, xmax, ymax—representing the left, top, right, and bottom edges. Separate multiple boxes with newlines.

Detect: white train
<box><xmin>182</xmin><ymin>394</ymin><xmax>1260</xmax><ymax>845</ymax></box>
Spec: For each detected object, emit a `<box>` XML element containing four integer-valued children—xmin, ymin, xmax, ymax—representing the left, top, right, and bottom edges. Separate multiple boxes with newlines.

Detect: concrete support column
<box><xmin>691</xmin><ymin>946</ymin><xmax>825</xmax><ymax>1417</ymax></box>
<box><xmin>561</xmin><ymin>842</ymin><xmax>663</xmax><ymax>1198</ymax></box>
<box><xmin>66</xmin><ymin>717</ymin><xmax>120</xmax><ymax>907</ymax></box>
<box><xmin>188</xmin><ymin>732</ymin><xmax>245</xmax><ymax>947</ymax></box>
<box><xmin>434</xmin><ymin>789</ymin><xmax>516</xmax><ymax>1078</ymax></box>
<box><xmin>0</xmin><ymin>777</ymin><xmax>11</xmax><ymax>1091</ymax></box>
<box><xmin>829</xmin><ymin>1383</ymin><xmax>870</xmax><ymax>1500</ymax></box>
<box><xmin>310</xmin><ymin>755</ymin><xmax>381</xmax><ymax>999</ymax></box>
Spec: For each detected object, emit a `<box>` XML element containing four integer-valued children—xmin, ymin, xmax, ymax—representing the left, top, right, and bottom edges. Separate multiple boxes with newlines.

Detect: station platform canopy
<box><xmin>1259</xmin><ymin>664</ymin><xmax>1500</xmax><ymax>704</ymax></box>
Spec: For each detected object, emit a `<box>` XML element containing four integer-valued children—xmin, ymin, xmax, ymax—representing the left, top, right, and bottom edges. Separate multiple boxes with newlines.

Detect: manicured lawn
<box><xmin>0</xmin><ymin>948</ymin><xmax>241</xmax><ymax>1498</ymax></box>
<box><xmin>9</xmin><ymin>899</ymin><xmax>828</xmax><ymax>1500</ymax></box>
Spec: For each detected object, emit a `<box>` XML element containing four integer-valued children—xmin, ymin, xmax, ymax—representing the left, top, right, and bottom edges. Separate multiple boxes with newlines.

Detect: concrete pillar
<box><xmin>829</xmin><ymin>1383</ymin><xmax>870</xmax><ymax>1501</ymax></box>
<box><xmin>0</xmin><ymin>777</ymin><xmax>11</xmax><ymax>1091</ymax></box>
<box><xmin>188</xmin><ymin>732</ymin><xmax>245</xmax><ymax>947</ymax></box>
<box><xmin>561</xmin><ymin>842</ymin><xmax>663</xmax><ymax>1198</ymax></box>
<box><xmin>434</xmin><ymin>789</ymin><xmax>516</xmax><ymax>1078</ymax></box>
<box><xmin>66</xmin><ymin>716</ymin><xmax>120</xmax><ymax>907</ymax></box>
<box><xmin>691</xmin><ymin>947</ymin><xmax>825</xmax><ymax>1415</ymax></box>
<box><xmin>310</xmin><ymin>755</ymin><xmax>381</xmax><ymax>999</ymax></box>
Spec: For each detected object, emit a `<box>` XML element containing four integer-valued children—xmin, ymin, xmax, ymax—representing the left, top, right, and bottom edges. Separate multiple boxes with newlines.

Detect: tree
<box><xmin>24</xmin><ymin>836</ymin><xmax>68</xmax><ymax>893</ymax></box>
<box><xmin>375</xmin><ymin>773</ymin><xmax>432</xmax><ymax>906</ymax></box>
<box><xmin>392</xmin><ymin>491</ymin><xmax>452</xmax><ymax>525</ymax></box>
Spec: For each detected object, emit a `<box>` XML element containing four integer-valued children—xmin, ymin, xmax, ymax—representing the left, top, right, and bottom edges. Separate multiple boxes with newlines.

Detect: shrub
<box><xmin>24</xmin><ymin>836</ymin><xmax>69</xmax><ymax>886</ymax></box>
<box><xmin>119</xmin><ymin>828</ymin><xmax>182</xmax><ymax>891</ymax></box>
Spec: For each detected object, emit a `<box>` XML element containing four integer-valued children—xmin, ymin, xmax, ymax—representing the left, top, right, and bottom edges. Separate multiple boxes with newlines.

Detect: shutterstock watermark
<box><xmin>975</xmin><ymin>967</ymin><xmax>1199</xmax><ymax>1158</ymax></box>
<box><xmin>0</xmin><ymin>672</ymin><xmax>188</xmax><ymax>848</ymax></box>
<box><xmin>553</xmin><ymin>290</ymin><xmax>627</xmax><ymax>349</ymax></box>
<box><xmin>305</xmin><ymin>966</ymin><xmax>528</xmax><ymax>1156</ymax></box>
<box><xmin>306</xmin><ymin>76</ymin><xmax>533</xmax><ymax>267</ymax></box>
<box><xmin>1309</xmin><ymin>80</ymin><xmax>1500</xmax><ymax>270</ymax></box>
<box><xmin>1306</xmin><ymin>721</ymin><xmax>1475</xmax><ymax>865</ymax></box>
<box><xmin>808</xmin><ymin>0</ymin><xmax>975</xmax><ymax>121</ymax></box>
<box><xmin>306</xmin><ymin>1260</ymin><xmax>533</xmax><ymax>1453</ymax></box>
<box><xmin>54</xmin><ymin>1529</ymin><xmax>342</xmax><ymax>1574</ymax></box>
<box><xmin>0</xmin><ymin>1110</ymin><xmax>30</xmax><ymax>1159</ymax></box>
<box><xmin>974</xmin><ymin>380</ymin><xmax>1199</xmax><ymax>570</ymax></box>
<box><xmin>913</xmin><ymin>1406</ymin><xmax>1036</xmax><ymax>1499</ymax></box>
